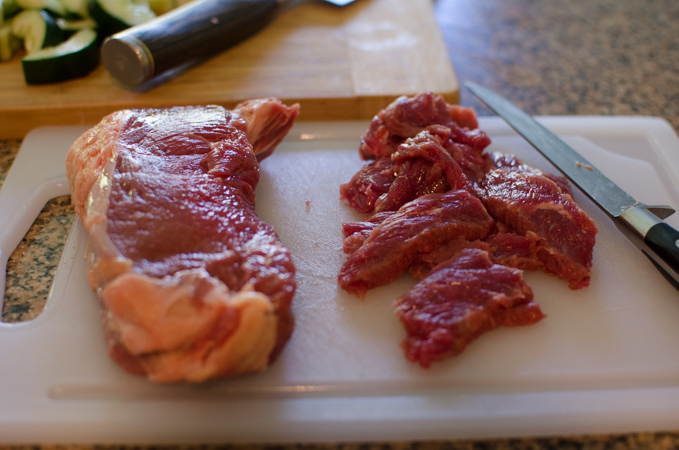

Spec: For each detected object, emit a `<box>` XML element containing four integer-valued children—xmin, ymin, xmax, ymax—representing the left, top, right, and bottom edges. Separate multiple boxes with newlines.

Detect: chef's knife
<box><xmin>465</xmin><ymin>82</ymin><xmax>679</xmax><ymax>291</ymax></box>
<box><xmin>101</xmin><ymin>0</ymin><xmax>356</xmax><ymax>88</ymax></box>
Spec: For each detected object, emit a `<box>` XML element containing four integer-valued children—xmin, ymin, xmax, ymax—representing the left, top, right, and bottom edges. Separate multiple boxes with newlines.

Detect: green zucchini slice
<box><xmin>56</xmin><ymin>16</ymin><xmax>97</xmax><ymax>33</ymax></box>
<box><xmin>22</xmin><ymin>26</ymin><xmax>98</xmax><ymax>83</ymax></box>
<box><xmin>0</xmin><ymin>21</ymin><xmax>21</xmax><ymax>60</ymax></box>
<box><xmin>60</xmin><ymin>0</ymin><xmax>88</xmax><ymax>18</ymax></box>
<box><xmin>16</xmin><ymin>0</ymin><xmax>69</xmax><ymax>17</ymax></box>
<box><xmin>1</xmin><ymin>0</ymin><xmax>21</xmax><ymax>25</ymax></box>
<box><xmin>11</xmin><ymin>9</ymin><xmax>65</xmax><ymax>53</ymax></box>
<box><xmin>87</xmin><ymin>0</ymin><xmax>155</xmax><ymax>36</ymax></box>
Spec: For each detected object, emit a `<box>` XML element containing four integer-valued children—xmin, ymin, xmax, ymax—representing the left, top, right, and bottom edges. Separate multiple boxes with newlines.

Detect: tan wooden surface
<box><xmin>0</xmin><ymin>0</ymin><xmax>458</xmax><ymax>140</ymax></box>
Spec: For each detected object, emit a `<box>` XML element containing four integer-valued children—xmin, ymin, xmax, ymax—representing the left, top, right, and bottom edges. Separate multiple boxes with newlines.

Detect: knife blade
<box><xmin>465</xmin><ymin>82</ymin><xmax>679</xmax><ymax>291</ymax></box>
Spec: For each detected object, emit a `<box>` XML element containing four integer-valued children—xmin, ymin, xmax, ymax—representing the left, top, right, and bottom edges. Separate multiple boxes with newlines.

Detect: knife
<box><xmin>101</xmin><ymin>0</ymin><xmax>356</xmax><ymax>88</ymax></box>
<box><xmin>465</xmin><ymin>82</ymin><xmax>679</xmax><ymax>291</ymax></box>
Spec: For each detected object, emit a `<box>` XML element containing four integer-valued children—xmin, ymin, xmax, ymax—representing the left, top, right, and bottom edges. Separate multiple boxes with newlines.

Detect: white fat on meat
<box><xmin>66</xmin><ymin>99</ymin><xmax>299</xmax><ymax>383</ymax></box>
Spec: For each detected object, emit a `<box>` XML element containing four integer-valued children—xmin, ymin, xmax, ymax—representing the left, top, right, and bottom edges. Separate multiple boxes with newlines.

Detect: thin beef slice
<box><xmin>477</xmin><ymin>160</ymin><xmax>597</xmax><ymax>289</ymax></box>
<box><xmin>394</xmin><ymin>248</ymin><xmax>544</xmax><ymax>368</ymax></box>
<box><xmin>359</xmin><ymin>91</ymin><xmax>490</xmax><ymax>159</ymax></box>
<box><xmin>338</xmin><ymin>189</ymin><xmax>494</xmax><ymax>298</ymax></box>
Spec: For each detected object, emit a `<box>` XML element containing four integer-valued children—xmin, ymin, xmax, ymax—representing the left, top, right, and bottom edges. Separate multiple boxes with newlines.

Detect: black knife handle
<box><xmin>101</xmin><ymin>0</ymin><xmax>279</xmax><ymax>87</ymax></box>
<box><xmin>643</xmin><ymin>222</ymin><xmax>679</xmax><ymax>290</ymax></box>
<box><xmin>615</xmin><ymin>205</ymin><xmax>679</xmax><ymax>291</ymax></box>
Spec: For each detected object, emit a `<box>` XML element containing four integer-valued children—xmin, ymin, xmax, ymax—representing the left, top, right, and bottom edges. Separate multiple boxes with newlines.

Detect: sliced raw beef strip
<box><xmin>341</xmin><ymin>211</ymin><xmax>396</xmax><ymax>255</ymax></box>
<box><xmin>359</xmin><ymin>92</ymin><xmax>491</xmax><ymax>159</ymax></box>
<box><xmin>338</xmin><ymin>189</ymin><xmax>494</xmax><ymax>298</ymax></box>
<box><xmin>477</xmin><ymin>164</ymin><xmax>597</xmax><ymax>289</ymax></box>
<box><xmin>484</xmin><ymin>151</ymin><xmax>573</xmax><ymax>195</ymax></box>
<box><xmin>425</xmin><ymin>124</ymin><xmax>489</xmax><ymax>184</ymax></box>
<box><xmin>342</xmin><ymin>102</ymin><xmax>490</xmax><ymax>216</ymax></box>
<box><xmin>408</xmin><ymin>230</ymin><xmax>544</xmax><ymax>280</ymax></box>
<box><xmin>373</xmin><ymin>129</ymin><xmax>472</xmax><ymax>213</ymax></box>
<box><xmin>394</xmin><ymin>248</ymin><xmax>544</xmax><ymax>368</ymax></box>
<box><xmin>484</xmin><ymin>231</ymin><xmax>545</xmax><ymax>271</ymax></box>
<box><xmin>66</xmin><ymin>99</ymin><xmax>299</xmax><ymax>383</ymax></box>
<box><xmin>408</xmin><ymin>239</ymin><xmax>489</xmax><ymax>279</ymax></box>
<box><xmin>339</xmin><ymin>156</ymin><xmax>395</xmax><ymax>214</ymax></box>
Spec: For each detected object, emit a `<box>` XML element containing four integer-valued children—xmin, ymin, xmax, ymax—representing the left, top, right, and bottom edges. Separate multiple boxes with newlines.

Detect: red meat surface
<box><xmin>66</xmin><ymin>99</ymin><xmax>299</xmax><ymax>382</ymax></box>
<box><xmin>358</xmin><ymin>92</ymin><xmax>490</xmax><ymax>159</ymax></box>
<box><xmin>477</xmin><ymin>165</ymin><xmax>597</xmax><ymax>289</ymax></box>
<box><xmin>394</xmin><ymin>248</ymin><xmax>544</xmax><ymax>368</ymax></box>
<box><xmin>339</xmin><ymin>156</ymin><xmax>395</xmax><ymax>214</ymax></box>
<box><xmin>338</xmin><ymin>189</ymin><xmax>494</xmax><ymax>298</ymax></box>
<box><xmin>338</xmin><ymin>93</ymin><xmax>597</xmax><ymax>368</ymax></box>
<box><xmin>373</xmin><ymin>129</ymin><xmax>473</xmax><ymax>213</ymax></box>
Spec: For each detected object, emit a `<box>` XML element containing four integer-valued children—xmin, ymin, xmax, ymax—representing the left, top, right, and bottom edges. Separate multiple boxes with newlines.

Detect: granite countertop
<box><xmin>2</xmin><ymin>0</ymin><xmax>679</xmax><ymax>448</ymax></box>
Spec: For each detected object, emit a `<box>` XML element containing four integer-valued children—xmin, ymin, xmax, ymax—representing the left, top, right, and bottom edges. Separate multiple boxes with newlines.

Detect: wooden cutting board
<box><xmin>0</xmin><ymin>0</ymin><xmax>458</xmax><ymax>140</ymax></box>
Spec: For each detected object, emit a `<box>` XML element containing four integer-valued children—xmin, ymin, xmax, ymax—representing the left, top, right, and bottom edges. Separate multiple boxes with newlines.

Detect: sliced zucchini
<box><xmin>0</xmin><ymin>21</ymin><xmax>21</xmax><ymax>60</ymax></box>
<box><xmin>11</xmin><ymin>9</ymin><xmax>65</xmax><ymax>54</ymax></box>
<box><xmin>60</xmin><ymin>0</ymin><xmax>89</xmax><ymax>18</ymax></box>
<box><xmin>16</xmin><ymin>0</ymin><xmax>69</xmax><ymax>17</ymax></box>
<box><xmin>147</xmin><ymin>0</ymin><xmax>177</xmax><ymax>15</ymax></box>
<box><xmin>88</xmin><ymin>0</ymin><xmax>155</xmax><ymax>36</ymax></box>
<box><xmin>1</xmin><ymin>0</ymin><xmax>21</xmax><ymax>25</ymax></box>
<box><xmin>147</xmin><ymin>0</ymin><xmax>193</xmax><ymax>16</ymax></box>
<box><xmin>22</xmin><ymin>26</ymin><xmax>97</xmax><ymax>83</ymax></box>
<box><xmin>56</xmin><ymin>15</ymin><xmax>97</xmax><ymax>32</ymax></box>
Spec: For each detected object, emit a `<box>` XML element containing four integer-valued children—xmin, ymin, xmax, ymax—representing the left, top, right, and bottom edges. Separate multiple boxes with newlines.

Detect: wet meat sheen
<box><xmin>358</xmin><ymin>91</ymin><xmax>490</xmax><ymax>159</ymax></box>
<box><xmin>338</xmin><ymin>189</ymin><xmax>494</xmax><ymax>298</ymax></box>
<box><xmin>477</xmin><ymin>165</ymin><xmax>597</xmax><ymax>289</ymax></box>
<box><xmin>338</xmin><ymin>92</ymin><xmax>597</xmax><ymax>368</ymax></box>
<box><xmin>66</xmin><ymin>99</ymin><xmax>299</xmax><ymax>383</ymax></box>
<box><xmin>394</xmin><ymin>248</ymin><xmax>544</xmax><ymax>368</ymax></box>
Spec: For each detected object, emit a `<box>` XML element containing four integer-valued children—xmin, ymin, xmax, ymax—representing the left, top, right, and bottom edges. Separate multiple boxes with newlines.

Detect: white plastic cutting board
<box><xmin>2</xmin><ymin>117</ymin><xmax>679</xmax><ymax>444</ymax></box>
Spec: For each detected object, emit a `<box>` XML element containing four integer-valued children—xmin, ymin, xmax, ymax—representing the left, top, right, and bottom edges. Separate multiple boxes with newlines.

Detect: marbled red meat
<box><xmin>338</xmin><ymin>189</ymin><xmax>494</xmax><ymax>298</ymax></box>
<box><xmin>342</xmin><ymin>95</ymin><xmax>491</xmax><ymax>215</ymax></box>
<box><xmin>66</xmin><ymin>99</ymin><xmax>299</xmax><ymax>383</ymax></box>
<box><xmin>484</xmin><ymin>231</ymin><xmax>544</xmax><ymax>271</ymax></box>
<box><xmin>409</xmin><ymin>231</ymin><xmax>544</xmax><ymax>278</ymax></box>
<box><xmin>338</xmin><ymin>93</ymin><xmax>597</xmax><ymax>369</ymax></box>
<box><xmin>426</xmin><ymin>124</ymin><xmax>489</xmax><ymax>183</ymax></box>
<box><xmin>484</xmin><ymin>151</ymin><xmax>573</xmax><ymax>195</ymax></box>
<box><xmin>477</xmin><ymin>164</ymin><xmax>597</xmax><ymax>289</ymax></box>
<box><xmin>341</xmin><ymin>211</ymin><xmax>396</xmax><ymax>254</ymax></box>
<box><xmin>408</xmin><ymin>239</ymin><xmax>488</xmax><ymax>279</ymax></box>
<box><xmin>359</xmin><ymin>92</ymin><xmax>490</xmax><ymax>159</ymax></box>
<box><xmin>394</xmin><ymin>248</ymin><xmax>544</xmax><ymax>368</ymax></box>
<box><xmin>372</xmin><ymin>129</ymin><xmax>473</xmax><ymax>213</ymax></box>
<box><xmin>339</xmin><ymin>156</ymin><xmax>394</xmax><ymax>214</ymax></box>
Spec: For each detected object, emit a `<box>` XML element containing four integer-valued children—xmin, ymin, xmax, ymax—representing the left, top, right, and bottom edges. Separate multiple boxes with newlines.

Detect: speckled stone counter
<box><xmin>2</xmin><ymin>0</ymin><xmax>679</xmax><ymax>448</ymax></box>
<box><xmin>0</xmin><ymin>139</ymin><xmax>74</xmax><ymax>323</ymax></box>
<box><xmin>436</xmin><ymin>0</ymin><xmax>679</xmax><ymax>133</ymax></box>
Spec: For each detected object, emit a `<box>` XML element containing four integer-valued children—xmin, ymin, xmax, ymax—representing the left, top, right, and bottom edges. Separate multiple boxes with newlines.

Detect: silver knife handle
<box><xmin>616</xmin><ymin>205</ymin><xmax>679</xmax><ymax>289</ymax></box>
<box><xmin>101</xmin><ymin>0</ymin><xmax>279</xmax><ymax>87</ymax></box>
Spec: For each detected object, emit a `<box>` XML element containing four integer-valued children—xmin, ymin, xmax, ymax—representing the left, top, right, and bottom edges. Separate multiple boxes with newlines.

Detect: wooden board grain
<box><xmin>0</xmin><ymin>0</ymin><xmax>458</xmax><ymax>140</ymax></box>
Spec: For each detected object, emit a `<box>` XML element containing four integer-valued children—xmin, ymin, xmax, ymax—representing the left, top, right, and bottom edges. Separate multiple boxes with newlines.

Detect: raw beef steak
<box><xmin>66</xmin><ymin>99</ymin><xmax>299</xmax><ymax>382</ymax></box>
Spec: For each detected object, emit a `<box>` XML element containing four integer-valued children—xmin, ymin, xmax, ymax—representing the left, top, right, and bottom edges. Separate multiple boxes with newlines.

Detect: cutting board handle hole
<box><xmin>2</xmin><ymin>195</ymin><xmax>74</xmax><ymax>324</ymax></box>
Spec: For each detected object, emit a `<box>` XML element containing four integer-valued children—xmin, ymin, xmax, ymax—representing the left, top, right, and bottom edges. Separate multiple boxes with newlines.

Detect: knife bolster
<box><xmin>616</xmin><ymin>204</ymin><xmax>662</xmax><ymax>245</ymax></box>
<box><xmin>102</xmin><ymin>35</ymin><xmax>154</xmax><ymax>87</ymax></box>
<box><xmin>616</xmin><ymin>205</ymin><xmax>679</xmax><ymax>290</ymax></box>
